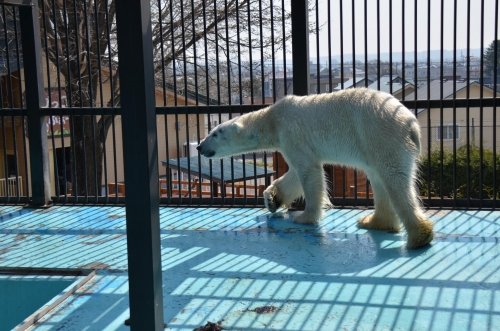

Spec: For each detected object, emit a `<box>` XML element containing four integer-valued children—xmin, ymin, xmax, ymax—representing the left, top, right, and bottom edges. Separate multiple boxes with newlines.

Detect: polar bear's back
<box><xmin>271</xmin><ymin>88</ymin><xmax>420</xmax><ymax>166</ymax></box>
<box><xmin>277</xmin><ymin>88</ymin><xmax>412</xmax><ymax>124</ymax></box>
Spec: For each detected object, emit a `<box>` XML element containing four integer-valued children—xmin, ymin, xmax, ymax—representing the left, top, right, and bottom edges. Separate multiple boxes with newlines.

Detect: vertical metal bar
<box><xmin>351</xmin><ymin>0</ymin><xmax>357</xmax><ymax>202</ymax></box>
<box><xmin>315</xmin><ymin>0</ymin><xmax>320</xmax><ymax>93</ymax></box>
<box><xmin>115</xmin><ymin>0</ymin><xmax>164</xmax><ymax>329</ymax></box>
<box><xmin>214</xmin><ymin>0</ymin><xmax>225</xmax><ymax>201</ymax></box>
<box><xmin>466</xmin><ymin>0</ymin><xmax>471</xmax><ymax>204</ymax></box>
<box><xmin>327</xmin><ymin>0</ymin><xmax>332</xmax><ymax>92</ymax></box>
<box><xmin>9</xmin><ymin>8</ymin><xmax>21</xmax><ymax>198</ymax></box>
<box><xmin>493</xmin><ymin>0</ymin><xmax>498</xmax><ymax>204</ymax></box>
<box><xmin>291</xmin><ymin>0</ymin><xmax>309</xmax><ymax>96</ymax></box>
<box><xmin>282</xmin><ymin>0</ymin><xmax>288</xmax><ymax>96</ymax></box>
<box><xmin>224</xmin><ymin>0</ymin><xmax>235</xmax><ymax>203</ymax></box>
<box><xmin>191</xmin><ymin>0</ymin><xmax>202</xmax><ymax>202</ymax></box>
<box><xmin>339</xmin><ymin>0</ymin><xmax>347</xmax><ymax>203</ymax></box>
<box><xmin>364</xmin><ymin>0</ymin><xmax>370</xmax><ymax>204</ymax></box>
<box><xmin>1</xmin><ymin>116</ymin><xmax>8</xmax><ymax>198</ymax></box>
<box><xmin>157</xmin><ymin>0</ymin><xmax>168</xmax><ymax>202</ymax></box>
<box><xmin>479</xmin><ymin>0</ymin><xmax>485</xmax><ymax>204</ymax></box>
<box><xmin>364</xmin><ymin>0</ymin><xmax>368</xmax><ymax>88</ymax></box>
<box><xmin>401</xmin><ymin>0</ymin><xmax>406</xmax><ymax>100</ymax></box>
<box><xmin>246</xmin><ymin>1</ymin><xmax>257</xmax><ymax>202</ymax></box>
<box><xmin>260</xmin><ymin>1</ymin><xmax>269</xmax><ymax>197</ymax></box>
<box><xmin>439</xmin><ymin>0</ymin><xmax>444</xmax><ymax>202</ymax></box>
<box><xmin>425</xmin><ymin>0</ymin><xmax>432</xmax><ymax>203</ymax></box>
<box><xmin>69</xmin><ymin>0</ymin><xmax>80</xmax><ymax>201</ymax></box>
<box><xmin>1</xmin><ymin>6</ymin><xmax>14</xmax><ymax>109</ymax></box>
<box><xmin>377</xmin><ymin>0</ymin><xmax>380</xmax><ymax>90</ymax></box>
<box><xmin>58</xmin><ymin>0</ymin><xmax>70</xmax><ymax>200</ymax></box>
<box><xmin>235</xmin><ymin>0</ymin><xmax>247</xmax><ymax>203</ymax></box>
<box><xmin>171</xmin><ymin>0</ymin><xmax>182</xmax><ymax>201</ymax></box>
<box><xmin>12</xmin><ymin>6</ymin><xmax>23</xmax><ymax>109</ymax></box>
<box><xmin>179</xmin><ymin>0</ymin><xmax>192</xmax><ymax>202</ymax></box>
<box><xmin>453</xmin><ymin>0</ymin><xmax>458</xmax><ymax>202</ymax></box>
<box><xmin>202</xmin><ymin>0</ymin><xmax>214</xmax><ymax>203</ymax></box>
<box><xmin>413</xmin><ymin>0</ymin><xmax>418</xmax><ymax>101</ymax></box>
<box><xmin>389</xmin><ymin>0</ymin><xmax>393</xmax><ymax>94</ymax></box>
<box><xmin>0</xmin><ymin>6</ymin><xmax>3</xmax><ymax>109</ymax></box>
<box><xmin>45</xmin><ymin>1</ymin><xmax>60</xmax><ymax>198</ymax></box>
<box><xmin>351</xmin><ymin>0</ymin><xmax>355</xmax><ymax>86</ymax></box>
<box><xmin>19</xmin><ymin>2</ymin><xmax>50</xmax><ymax>206</ymax></box>
<box><xmin>340</xmin><ymin>0</ymin><xmax>344</xmax><ymax>90</ymax></box>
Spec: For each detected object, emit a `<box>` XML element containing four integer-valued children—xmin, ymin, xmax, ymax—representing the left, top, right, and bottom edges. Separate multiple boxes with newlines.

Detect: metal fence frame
<box><xmin>1</xmin><ymin>0</ymin><xmax>499</xmax><ymax>329</ymax></box>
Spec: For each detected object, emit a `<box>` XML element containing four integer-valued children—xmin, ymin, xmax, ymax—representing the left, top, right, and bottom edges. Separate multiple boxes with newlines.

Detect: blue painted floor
<box><xmin>0</xmin><ymin>206</ymin><xmax>498</xmax><ymax>330</ymax></box>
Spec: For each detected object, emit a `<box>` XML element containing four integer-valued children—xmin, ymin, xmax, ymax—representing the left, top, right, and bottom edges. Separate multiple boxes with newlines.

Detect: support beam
<box><xmin>19</xmin><ymin>2</ymin><xmax>51</xmax><ymax>207</ymax></box>
<box><xmin>0</xmin><ymin>0</ymin><xmax>33</xmax><ymax>6</ymax></box>
<box><xmin>291</xmin><ymin>0</ymin><xmax>310</xmax><ymax>96</ymax></box>
<box><xmin>115</xmin><ymin>1</ymin><xmax>164</xmax><ymax>330</ymax></box>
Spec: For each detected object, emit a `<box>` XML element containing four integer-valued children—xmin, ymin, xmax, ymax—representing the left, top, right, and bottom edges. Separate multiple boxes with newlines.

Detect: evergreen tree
<box><xmin>484</xmin><ymin>39</ymin><xmax>500</xmax><ymax>84</ymax></box>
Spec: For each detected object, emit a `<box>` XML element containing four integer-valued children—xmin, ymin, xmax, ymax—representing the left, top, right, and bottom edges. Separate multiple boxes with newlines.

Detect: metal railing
<box><xmin>0</xmin><ymin>0</ymin><xmax>498</xmax><ymax>208</ymax></box>
<box><xmin>0</xmin><ymin>175</ymin><xmax>22</xmax><ymax>196</ymax></box>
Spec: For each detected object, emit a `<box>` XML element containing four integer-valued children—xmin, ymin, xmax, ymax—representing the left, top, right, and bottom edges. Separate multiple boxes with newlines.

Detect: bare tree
<box><xmin>39</xmin><ymin>0</ymin><xmax>292</xmax><ymax>196</ymax></box>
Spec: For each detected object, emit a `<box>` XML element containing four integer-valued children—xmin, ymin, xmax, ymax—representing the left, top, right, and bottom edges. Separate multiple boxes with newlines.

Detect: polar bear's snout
<box><xmin>196</xmin><ymin>140</ymin><xmax>216</xmax><ymax>158</ymax></box>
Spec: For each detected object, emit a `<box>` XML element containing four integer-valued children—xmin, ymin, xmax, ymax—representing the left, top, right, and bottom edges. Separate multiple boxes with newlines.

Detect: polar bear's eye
<box><xmin>213</xmin><ymin>132</ymin><xmax>218</xmax><ymax>138</ymax></box>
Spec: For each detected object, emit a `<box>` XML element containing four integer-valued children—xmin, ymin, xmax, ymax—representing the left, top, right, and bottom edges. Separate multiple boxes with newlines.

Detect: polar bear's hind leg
<box><xmin>380</xmin><ymin>166</ymin><xmax>433</xmax><ymax>249</ymax></box>
<box><xmin>358</xmin><ymin>175</ymin><xmax>401</xmax><ymax>233</ymax></box>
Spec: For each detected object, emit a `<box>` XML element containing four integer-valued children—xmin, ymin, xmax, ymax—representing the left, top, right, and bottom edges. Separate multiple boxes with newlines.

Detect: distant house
<box><xmin>333</xmin><ymin>76</ymin><xmax>374</xmax><ymax>90</ymax></box>
<box><xmin>0</xmin><ymin>16</ymin><xmax>26</xmax><ymax>197</ymax></box>
<box><xmin>1</xmin><ymin>52</ymin><xmax>207</xmax><ymax>196</ymax></box>
<box><xmin>406</xmin><ymin>80</ymin><xmax>500</xmax><ymax>153</ymax></box>
<box><xmin>367</xmin><ymin>75</ymin><xmax>415</xmax><ymax>99</ymax></box>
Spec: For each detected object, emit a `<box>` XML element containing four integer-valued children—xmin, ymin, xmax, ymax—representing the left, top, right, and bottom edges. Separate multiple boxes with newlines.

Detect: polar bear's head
<box><xmin>197</xmin><ymin>116</ymin><xmax>258</xmax><ymax>158</ymax></box>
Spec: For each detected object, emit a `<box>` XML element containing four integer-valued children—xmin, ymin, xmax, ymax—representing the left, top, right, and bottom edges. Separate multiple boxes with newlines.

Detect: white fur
<box><xmin>197</xmin><ymin>88</ymin><xmax>433</xmax><ymax>248</ymax></box>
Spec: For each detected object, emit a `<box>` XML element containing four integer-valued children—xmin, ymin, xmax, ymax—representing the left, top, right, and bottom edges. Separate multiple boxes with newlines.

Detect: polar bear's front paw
<box><xmin>293</xmin><ymin>210</ymin><xmax>320</xmax><ymax>224</ymax></box>
<box><xmin>263</xmin><ymin>186</ymin><xmax>281</xmax><ymax>213</ymax></box>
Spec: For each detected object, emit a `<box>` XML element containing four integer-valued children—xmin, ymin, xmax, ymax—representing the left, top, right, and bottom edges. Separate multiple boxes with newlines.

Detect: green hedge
<box><xmin>419</xmin><ymin>146</ymin><xmax>500</xmax><ymax>199</ymax></box>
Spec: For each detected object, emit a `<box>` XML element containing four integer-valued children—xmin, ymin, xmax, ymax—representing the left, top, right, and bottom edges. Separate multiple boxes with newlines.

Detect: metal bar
<box><xmin>389</xmin><ymin>0</ymin><xmax>393</xmax><ymax>94</ymax></box>
<box><xmin>291</xmin><ymin>0</ymin><xmax>309</xmax><ymax>96</ymax></box>
<box><xmin>34</xmin><ymin>195</ymin><xmax>500</xmax><ymax>209</ymax></box>
<box><xmin>466</xmin><ymin>0</ymin><xmax>471</xmax><ymax>204</ymax></box>
<box><xmin>413</xmin><ymin>0</ymin><xmax>418</xmax><ymax>101</ymax></box>
<box><xmin>453</xmin><ymin>0</ymin><xmax>458</xmax><ymax>202</ymax></box>
<box><xmin>1</xmin><ymin>6</ymin><xmax>14</xmax><ymax>108</ymax></box>
<box><xmin>115</xmin><ymin>0</ymin><xmax>164</xmax><ymax>329</ymax></box>
<box><xmin>376</xmin><ymin>0</ymin><xmax>380</xmax><ymax>90</ymax></box>
<box><xmin>479</xmin><ymin>0</ymin><xmax>485</xmax><ymax>204</ymax></box>
<box><xmin>327</xmin><ymin>0</ymin><xmax>332</xmax><ymax>92</ymax></box>
<box><xmin>439</xmin><ymin>0</ymin><xmax>444</xmax><ymax>202</ymax></box>
<box><xmin>340</xmin><ymin>0</ymin><xmax>344</xmax><ymax>89</ymax></box>
<box><xmin>315</xmin><ymin>0</ymin><xmax>320</xmax><ymax>93</ymax></box>
<box><xmin>493</xmin><ymin>0</ymin><xmax>498</xmax><ymax>204</ymax></box>
<box><xmin>425</xmin><ymin>0</ymin><xmax>433</xmax><ymax>203</ymax></box>
<box><xmin>0</xmin><ymin>0</ymin><xmax>33</xmax><ymax>6</ymax></box>
<box><xmin>351</xmin><ymin>0</ymin><xmax>355</xmax><ymax>87</ymax></box>
<box><xmin>401</xmin><ymin>0</ymin><xmax>405</xmax><ymax>100</ymax></box>
<box><xmin>19</xmin><ymin>2</ymin><xmax>50</xmax><ymax>207</ymax></box>
<box><xmin>364</xmin><ymin>0</ymin><xmax>368</xmax><ymax>88</ymax></box>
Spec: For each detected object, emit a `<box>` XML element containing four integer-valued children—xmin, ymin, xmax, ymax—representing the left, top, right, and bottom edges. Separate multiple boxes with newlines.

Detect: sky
<box><xmin>308</xmin><ymin>0</ymin><xmax>499</xmax><ymax>60</ymax></box>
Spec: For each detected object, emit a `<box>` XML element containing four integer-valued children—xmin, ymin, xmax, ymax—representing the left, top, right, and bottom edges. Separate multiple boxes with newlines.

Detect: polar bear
<box><xmin>197</xmin><ymin>88</ymin><xmax>433</xmax><ymax>249</ymax></box>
